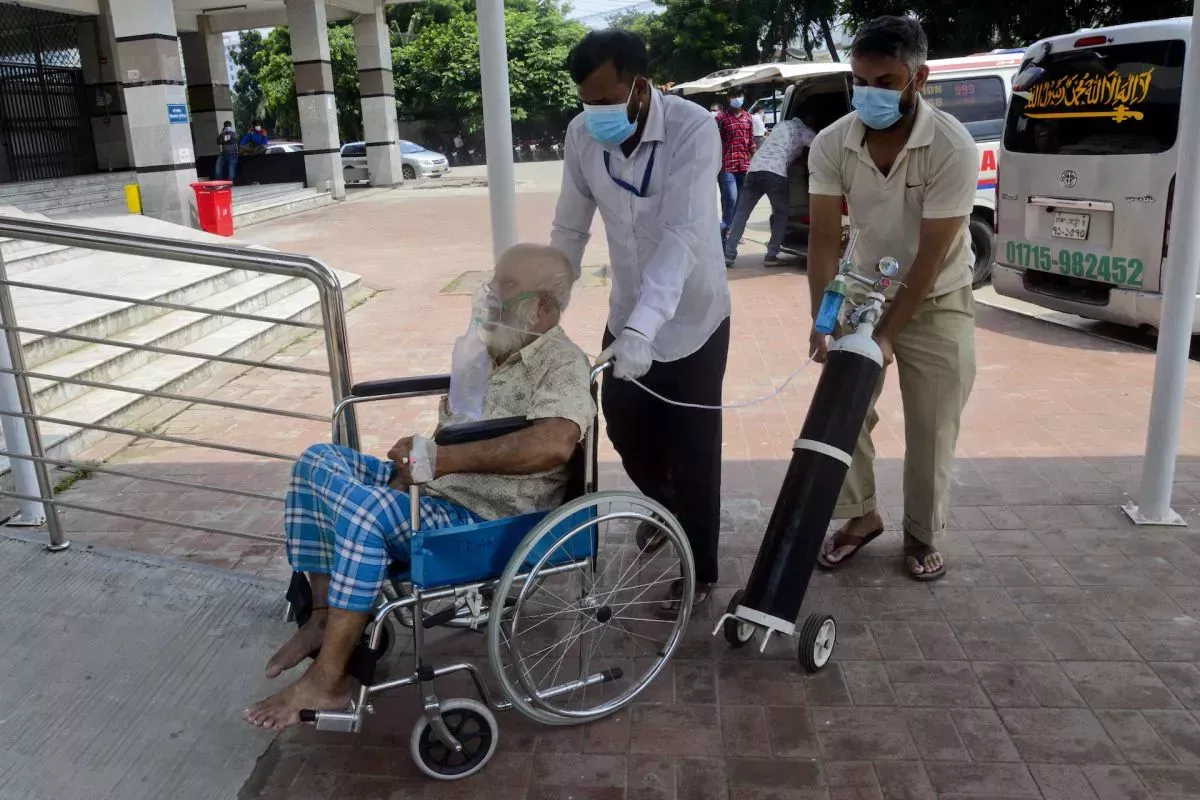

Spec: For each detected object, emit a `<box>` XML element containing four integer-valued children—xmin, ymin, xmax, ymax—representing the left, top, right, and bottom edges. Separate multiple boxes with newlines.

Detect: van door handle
<box><xmin>1028</xmin><ymin>196</ymin><xmax>1115</xmax><ymax>212</ymax></box>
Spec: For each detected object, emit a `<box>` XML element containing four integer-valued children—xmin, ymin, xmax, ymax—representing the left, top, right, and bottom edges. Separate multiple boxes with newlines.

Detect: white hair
<box><xmin>498</xmin><ymin>243</ymin><xmax>576</xmax><ymax>313</ymax></box>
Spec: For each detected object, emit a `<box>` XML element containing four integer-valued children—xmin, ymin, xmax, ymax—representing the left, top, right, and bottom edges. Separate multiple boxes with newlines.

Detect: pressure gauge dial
<box><xmin>876</xmin><ymin>257</ymin><xmax>900</xmax><ymax>278</ymax></box>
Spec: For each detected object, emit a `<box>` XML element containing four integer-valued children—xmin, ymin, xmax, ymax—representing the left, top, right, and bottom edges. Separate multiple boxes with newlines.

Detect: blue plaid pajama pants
<box><xmin>285</xmin><ymin>443</ymin><xmax>482</xmax><ymax>612</ymax></box>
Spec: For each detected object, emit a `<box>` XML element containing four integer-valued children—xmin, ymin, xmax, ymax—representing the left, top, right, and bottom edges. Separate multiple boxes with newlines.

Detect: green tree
<box><xmin>839</xmin><ymin>0</ymin><xmax>1191</xmax><ymax>55</ymax></box>
<box><xmin>250</xmin><ymin>25</ymin><xmax>366</xmax><ymax>142</ymax></box>
<box><xmin>392</xmin><ymin>0</ymin><xmax>587</xmax><ymax>133</ymax></box>
<box><xmin>230</xmin><ymin>30</ymin><xmax>265</xmax><ymax>132</ymax></box>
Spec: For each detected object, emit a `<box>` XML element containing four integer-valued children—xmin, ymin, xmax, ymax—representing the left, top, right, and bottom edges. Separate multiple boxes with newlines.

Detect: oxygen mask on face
<box><xmin>448</xmin><ymin>284</ymin><xmax>501</xmax><ymax>420</ymax></box>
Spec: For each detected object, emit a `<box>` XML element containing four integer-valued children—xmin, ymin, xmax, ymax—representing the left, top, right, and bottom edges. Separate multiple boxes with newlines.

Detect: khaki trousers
<box><xmin>834</xmin><ymin>285</ymin><xmax>977</xmax><ymax>545</ymax></box>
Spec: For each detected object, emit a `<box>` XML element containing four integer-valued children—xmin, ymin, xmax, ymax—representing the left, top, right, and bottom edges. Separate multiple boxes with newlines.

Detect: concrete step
<box><xmin>39</xmin><ymin>196</ymin><xmax>133</xmax><ymax>218</ymax></box>
<box><xmin>233</xmin><ymin>182</ymin><xmax>307</xmax><ymax>204</ymax></box>
<box><xmin>26</xmin><ymin>271</ymin><xmax>309</xmax><ymax>415</ymax></box>
<box><xmin>0</xmin><ymin>240</ymin><xmax>86</xmax><ymax>275</ymax></box>
<box><xmin>0</xmin><ymin>206</ymin><xmax>94</xmax><ymax>278</ymax></box>
<box><xmin>15</xmin><ymin>252</ymin><xmax>256</xmax><ymax>369</ymax></box>
<box><xmin>0</xmin><ymin>172</ymin><xmax>133</xmax><ymax>202</ymax></box>
<box><xmin>234</xmin><ymin>189</ymin><xmax>335</xmax><ymax>228</ymax></box>
<box><xmin>29</xmin><ymin>270</ymin><xmax>365</xmax><ymax>464</ymax></box>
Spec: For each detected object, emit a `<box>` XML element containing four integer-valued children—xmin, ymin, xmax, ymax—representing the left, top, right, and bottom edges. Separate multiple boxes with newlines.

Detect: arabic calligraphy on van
<box><xmin>1022</xmin><ymin>67</ymin><xmax>1155</xmax><ymax>123</ymax></box>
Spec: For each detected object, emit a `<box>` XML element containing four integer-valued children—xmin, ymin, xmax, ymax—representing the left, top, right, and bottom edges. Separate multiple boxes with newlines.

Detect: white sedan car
<box><xmin>340</xmin><ymin>140</ymin><xmax>450</xmax><ymax>183</ymax></box>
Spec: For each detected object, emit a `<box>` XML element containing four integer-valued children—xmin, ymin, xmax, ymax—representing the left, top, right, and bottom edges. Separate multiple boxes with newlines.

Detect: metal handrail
<box><xmin>0</xmin><ymin>214</ymin><xmax>361</xmax><ymax>551</ymax></box>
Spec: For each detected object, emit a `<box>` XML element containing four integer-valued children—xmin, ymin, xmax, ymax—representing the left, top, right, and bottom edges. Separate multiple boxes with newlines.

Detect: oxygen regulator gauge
<box><xmin>876</xmin><ymin>257</ymin><xmax>900</xmax><ymax>278</ymax></box>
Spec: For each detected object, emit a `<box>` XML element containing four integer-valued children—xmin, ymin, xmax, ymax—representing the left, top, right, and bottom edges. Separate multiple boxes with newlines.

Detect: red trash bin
<box><xmin>191</xmin><ymin>180</ymin><xmax>234</xmax><ymax>236</ymax></box>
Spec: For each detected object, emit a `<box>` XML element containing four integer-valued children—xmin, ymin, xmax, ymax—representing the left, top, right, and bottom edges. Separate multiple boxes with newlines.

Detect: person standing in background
<box><xmin>215</xmin><ymin>120</ymin><xmax>238</xmax><ymax>182</ymax></box>
<box><xmin>715</xmin><ymin>90</ymin><xmax>755</xmax><ymax>243</ymax></box>
<box><xmin>751</xmin><ymin>106</ymin><xmax>768</xmax><ymax>149</ymax></box>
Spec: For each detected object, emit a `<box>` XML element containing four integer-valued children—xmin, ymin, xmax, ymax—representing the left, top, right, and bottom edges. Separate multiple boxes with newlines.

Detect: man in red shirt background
<box><xmin>715</xmin><ymin>90</ymin><xmax>755</xmax><ymax>246</ymax></box>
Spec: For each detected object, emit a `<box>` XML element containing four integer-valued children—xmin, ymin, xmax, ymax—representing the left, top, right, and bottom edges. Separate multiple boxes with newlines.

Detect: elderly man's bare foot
<box><xmin>266</xmin><ymin>609</ymin><xmax>327</xmax><ymax>678</ymax></box>
<box><xmin>243</xmin><ymin>671</ymin><xmax>348</xmax><ymax>731</ymax></box>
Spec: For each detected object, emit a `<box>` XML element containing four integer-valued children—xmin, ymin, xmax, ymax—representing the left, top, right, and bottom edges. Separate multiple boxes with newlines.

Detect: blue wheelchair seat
<box><xmin>390</xmin><ymin>506</ymin><xmax>596</xmax><ymax>591</ymax></box>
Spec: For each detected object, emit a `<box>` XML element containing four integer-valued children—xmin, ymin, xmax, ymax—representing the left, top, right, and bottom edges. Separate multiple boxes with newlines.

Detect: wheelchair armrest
<box><xmin>351</xmin><ymin>374</ymin><xmax>450</xmax><ymax>398</ymax></box>
<box><xmin>434</xmin><ymin>416</ymin><xmax>531</xmax><ymax>446</ymax></box>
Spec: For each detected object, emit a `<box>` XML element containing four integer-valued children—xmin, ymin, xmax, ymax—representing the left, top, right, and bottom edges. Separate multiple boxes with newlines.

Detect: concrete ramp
<box><xmin>0</xmin><ymin>535</ymin><xmax>287</xmax><ymax>800</ymax></box>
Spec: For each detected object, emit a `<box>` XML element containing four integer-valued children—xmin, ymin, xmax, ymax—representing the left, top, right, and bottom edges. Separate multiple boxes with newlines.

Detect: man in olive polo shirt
<box><xmin>807</xmin><ymin>15</ymin><xmax>977</xmax><ymax>581</ymax></box>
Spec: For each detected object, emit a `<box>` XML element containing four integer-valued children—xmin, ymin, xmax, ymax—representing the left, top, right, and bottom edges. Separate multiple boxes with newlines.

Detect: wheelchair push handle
<box><xmin>590</xmin><ymin>359</ymin><xmax>612</xmax><ymax>387</ymax></box>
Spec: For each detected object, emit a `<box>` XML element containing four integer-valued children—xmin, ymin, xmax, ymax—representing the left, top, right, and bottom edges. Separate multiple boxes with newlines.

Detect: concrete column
<box><xmin>108</xmin><ymin>0</ymin><xmax>199</xmax><ymax>227</ymax></box>
<box><xmin>180</xmin><ymin>19</ymin><xmax>232</xmax><ymax>164</ymax></box>
<box><xmin>477</xmin><ymin>0</ymin><xmax>518</xmax><ymax>259</ymax></box>
<box><xmin>285</xmin><ymin>0</ymin><xmax>345</xmax><ymax>200</ymax></box>
<box><xmin>353</xmin><ymin>1</ymin><xmax>402</xmax><ymax>187</ymax></box>
<box><xmin>77</xmin><ymin>1</ymin><xmax>133</xmax><ymax>171</ymax></box>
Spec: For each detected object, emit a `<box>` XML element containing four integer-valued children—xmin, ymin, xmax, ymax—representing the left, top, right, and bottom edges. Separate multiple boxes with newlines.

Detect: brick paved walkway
<box><xmin>51</xmin><ymin>173</ymin><xmax>1200</xmax><ymax>799</ymax></box>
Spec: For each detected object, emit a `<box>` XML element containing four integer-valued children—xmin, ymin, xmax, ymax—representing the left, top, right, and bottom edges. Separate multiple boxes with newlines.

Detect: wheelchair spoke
<box><xmin>609</xmin><ymin>617</ymin><xmax>655</xmax><ymax>658</ymax></box>
<box><xmin>488</xmin><ymin>495</ymin><xmax>694</xmax><ymax>724</ymax></box>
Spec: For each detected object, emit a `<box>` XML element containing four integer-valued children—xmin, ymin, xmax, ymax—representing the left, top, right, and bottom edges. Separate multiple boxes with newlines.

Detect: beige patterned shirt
<box><xmin>424</xmin><ymin>326</ymin><xmax>596</xmax><ymax>520</ymax></box>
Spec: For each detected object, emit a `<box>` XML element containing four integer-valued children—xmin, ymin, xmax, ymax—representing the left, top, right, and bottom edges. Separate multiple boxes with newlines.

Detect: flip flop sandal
<box><xmin>904</xmin><ymin>541</ymin><xmax>947</xmax><ymax>582</ymax></box>
<box><xmin>816</xmin><ymin>526</ymin><xmax>884</xmax><ymax>571</ymax></box>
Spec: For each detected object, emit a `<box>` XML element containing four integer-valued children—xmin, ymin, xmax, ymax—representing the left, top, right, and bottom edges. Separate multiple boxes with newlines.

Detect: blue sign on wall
<box><xmin>167</xmin><ymin>104</ymin><xmax>189</xmax><ymax>124</ymax></box>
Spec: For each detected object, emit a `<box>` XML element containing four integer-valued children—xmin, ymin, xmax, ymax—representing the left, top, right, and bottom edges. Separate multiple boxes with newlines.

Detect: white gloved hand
<box><xmin>408</xmin><ymin>434</ymin><xmax>438</xmax><ymax>484</ymax></box>
<box><xmin>598</xmin><ymin>327</ymin><xmax>654</xmax><ymax>381</ymax></box>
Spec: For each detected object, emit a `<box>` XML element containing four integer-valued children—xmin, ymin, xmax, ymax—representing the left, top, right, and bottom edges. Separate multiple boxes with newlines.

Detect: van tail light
<box><xmin>1074</xmin><ymin>35</ymin><xmax>1108</xmax><ymax>48</ymax></box>
<box><xmin>1164</xmin><ymin>175</ymin><xmax>1176</xmax><ymax>258</ymax></box>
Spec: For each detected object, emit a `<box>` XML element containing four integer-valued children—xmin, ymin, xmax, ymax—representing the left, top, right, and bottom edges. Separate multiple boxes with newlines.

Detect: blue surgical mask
<box><xmin>730</xmin><ymin>97</ymin><xmax>744</xmax><ymax>110</ymax></box>
<box><xmin>583</xmin><ymin>82</ymin><xmax>639</xmax><ymax>146</ymax></box>
<box><xmin>852</xmin><ymin>76</ymin><xmax>915</xmax><ymax>130</ymax></box>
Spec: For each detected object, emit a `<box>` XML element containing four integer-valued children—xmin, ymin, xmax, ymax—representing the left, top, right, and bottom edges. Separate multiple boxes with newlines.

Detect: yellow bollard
<box><xmin>124</xmin><ymin>183</ymin><xmax>142</xmax><ymax>214</ymax></box>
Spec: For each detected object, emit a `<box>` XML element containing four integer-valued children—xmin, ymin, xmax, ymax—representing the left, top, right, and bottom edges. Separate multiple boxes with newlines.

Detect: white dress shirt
<box><xmin>551</xmin><ymin>90</ymin><xmax>731</xmax><ymax>363</ymax></box>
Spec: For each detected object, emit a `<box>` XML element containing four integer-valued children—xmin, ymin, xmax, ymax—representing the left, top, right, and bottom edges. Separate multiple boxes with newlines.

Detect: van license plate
<box><xmin>1052</xmin><ymin>211</ymin><xmax>1091</xmax><ymax>241</ymax></box>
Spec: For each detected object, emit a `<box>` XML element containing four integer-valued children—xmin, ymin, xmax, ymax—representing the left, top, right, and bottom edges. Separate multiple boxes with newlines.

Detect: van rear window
<box><xmin>1004</xmin><ymin>39</ymin><xmax>1185</xmax><ymax>156</ymax></box>
<box><xmin>921</xmin><ymin>76</ymin><xmax>1008</xmax><ymax>141</ymax></box>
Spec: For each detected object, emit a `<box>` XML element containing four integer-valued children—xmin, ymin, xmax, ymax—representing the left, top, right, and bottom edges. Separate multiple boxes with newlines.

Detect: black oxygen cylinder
<box><xmin>740</xmin><ymin>344</ymin><xmax>883</xmax><ymax>628</ymax></box>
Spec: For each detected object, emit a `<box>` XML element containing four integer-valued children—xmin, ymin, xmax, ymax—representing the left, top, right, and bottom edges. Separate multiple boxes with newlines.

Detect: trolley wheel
<box><xmin>723</xmin><ymin>589</ymin><xmax>755</xmax><ymax>649</ymax></box>
<box><xmin>797</xmin><ymin>613</ymin><xmax>836</xmax><ymax>673</ymax></box>
<box><xmin>410</xmin><ymin>698</ymin><xmax>498</xmax><ymax>780</ymax></box>
<box><xmin>488</xmin><ymin>491</ymin><xmax>695</xmax><ymax>726</ymax></box>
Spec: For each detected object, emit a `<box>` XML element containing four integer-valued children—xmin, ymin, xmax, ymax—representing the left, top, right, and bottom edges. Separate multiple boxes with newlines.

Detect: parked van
<box><xmin>992</xmin><ymin>18</ymin><xmax>1192</xmax><ymax>332</ymax></box>
<box><xmin>778</xmin><ymin>53</ymin><xmax>1021</xmax><ymax>285</ymax></box>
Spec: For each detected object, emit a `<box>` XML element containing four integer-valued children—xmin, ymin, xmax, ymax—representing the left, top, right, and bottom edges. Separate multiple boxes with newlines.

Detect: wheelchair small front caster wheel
<box><xmin>411</xmin><ymin>697</ymin><xmax>498</xmax><ymax>780</ymax></box>
<box><xmin>798</xmin><ymin>613</ymin><xmax>836</xmax><ymax>673</ymax></box>
<box><xmin>723</xmin><ymin>589</ymin><xmax>755</xmax><ymax>649</ymax></box>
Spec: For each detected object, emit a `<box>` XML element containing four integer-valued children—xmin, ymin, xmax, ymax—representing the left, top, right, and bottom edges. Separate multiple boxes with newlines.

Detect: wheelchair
<box><xmin>285</xmin><ymin>363</ymin><xmax>696</xmax><ymax>780</ymax></box>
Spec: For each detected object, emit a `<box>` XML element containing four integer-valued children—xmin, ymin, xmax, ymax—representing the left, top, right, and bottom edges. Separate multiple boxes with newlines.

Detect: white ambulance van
<box><xmin>992</xmin><ymin>18</ymin><xmax>1192</xmax><ymax>332</ymax></box>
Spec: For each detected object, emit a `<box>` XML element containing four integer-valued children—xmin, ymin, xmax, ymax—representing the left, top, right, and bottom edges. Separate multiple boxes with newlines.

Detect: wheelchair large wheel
<box><xmin>486</xmin><ymin>491</ymin><xmax>695</xmax><ymax>726</ymax></box>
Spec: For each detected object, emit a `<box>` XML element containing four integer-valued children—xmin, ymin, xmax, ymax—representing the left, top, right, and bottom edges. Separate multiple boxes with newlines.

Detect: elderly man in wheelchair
<box><xmin>244</xmin><ymin>245</ymin><xmax>696</xmax><ymax>766</ymax></box>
